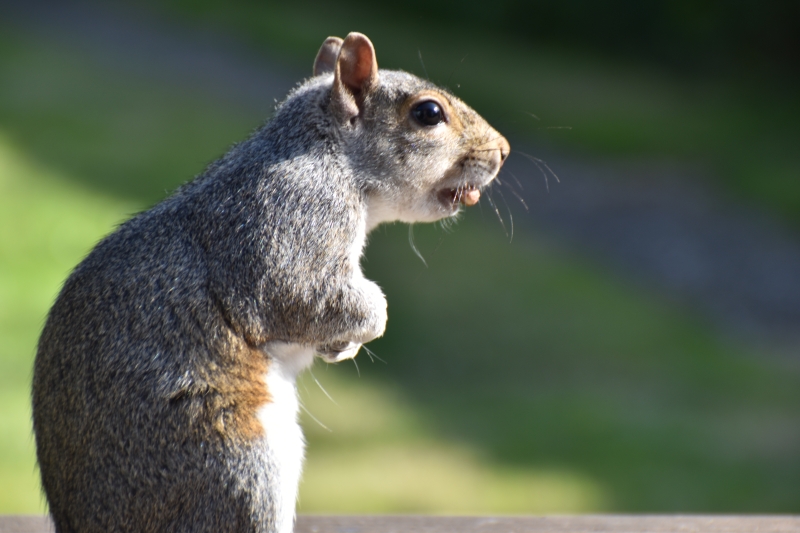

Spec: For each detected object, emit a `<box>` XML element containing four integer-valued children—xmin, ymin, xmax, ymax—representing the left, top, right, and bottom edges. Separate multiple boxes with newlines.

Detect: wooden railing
<box><xmin>1</xmin><ymin>515</ymin><xmax>799</xmax><ymax>532</ymax></box>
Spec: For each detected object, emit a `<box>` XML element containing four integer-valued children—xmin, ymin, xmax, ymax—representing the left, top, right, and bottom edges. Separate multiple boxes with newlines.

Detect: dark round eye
<box><xmin>412</xmin><ymin>100</ymin><xmax>445</xmax><ymax>126</ymax></box>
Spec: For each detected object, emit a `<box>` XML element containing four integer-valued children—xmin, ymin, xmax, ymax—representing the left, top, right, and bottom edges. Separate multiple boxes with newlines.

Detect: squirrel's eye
<box><xmin>412</xmin><ymin>100</ymin><xmax>445</xmax><ymax>126</ymax></box>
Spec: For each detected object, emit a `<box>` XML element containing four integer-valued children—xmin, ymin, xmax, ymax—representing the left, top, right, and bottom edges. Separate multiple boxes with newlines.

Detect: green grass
<box><xmin>0</xmin><ymin>26</ymin><xmax>255</xmax><ymax>205</ymax></box>
<box><xmin>297</xmin><ymin>370</ymin><xmax>608</xmax><ymax>513</ymax></box>
<box><xmin>0</xmin><ymin>132</ymin><xmax>134</xmax><ymax>513</ymax></box>
<box><xmin>352</xmin><ymin>219</ymin><xmax>800</xmax><ymax>511</ymax></box>
<box><xmin>1</xmin><ymin>12</ymin><xmax>799</xmax><ymax>515</ymax></box>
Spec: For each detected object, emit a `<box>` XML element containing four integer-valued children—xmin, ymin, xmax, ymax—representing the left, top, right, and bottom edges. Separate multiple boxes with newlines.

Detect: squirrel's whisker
<box><xmin>309</xmin><ymin>368</ymin><xmax>338</xmax><ymax>406</ymax></box>
<box><xmin>299</xmin><ymin>401</ymin><xmax>332</xmax><ymax>432</ymax></box>
<box><xmin>503</xmin><ymin>173</ymin><xmax>530</xmax><ymax>211</ymax></box>
<box><xmin>494</xmin><ymin>188</ymin><xmax>515</xmax><ymax>243</ymax></box>
<box><xmin>485</xmin><ymin>190</ymin><xmax>509</xmax><ymax>238</ymax></box>
<box><xmin>408</xmin><ymin>225</ymin><xmax>428</xmax><ymax>267</ymax></box>
<box><xmin>517</xmin><ymin>151</ymin><xmax>561</xmax><ymax>189</ymax></box>
<box><xmin>362</xmin><ymin>345</ymin><xmax>386</xmax><ymax>365</ymax></box>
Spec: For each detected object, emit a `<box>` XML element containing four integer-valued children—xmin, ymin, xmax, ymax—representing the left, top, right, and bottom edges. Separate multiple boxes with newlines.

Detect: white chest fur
<box><xmin>257</xmin><ymin>342</ymin><xmax>316</xmax><ymax>533</ymax></box>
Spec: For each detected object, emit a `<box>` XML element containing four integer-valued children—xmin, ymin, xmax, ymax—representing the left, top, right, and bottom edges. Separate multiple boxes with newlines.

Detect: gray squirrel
<box><xmin>32</xmin><ymin>33</ymin><xmax>509</xmax><ymax>533</ymax></box>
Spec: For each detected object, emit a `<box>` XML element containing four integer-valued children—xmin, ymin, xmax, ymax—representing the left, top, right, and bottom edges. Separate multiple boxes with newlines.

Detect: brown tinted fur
<box><xmin>201</xmin><ymin>335</ymin><xmax>270</xmax><ymax>442</ymax></box>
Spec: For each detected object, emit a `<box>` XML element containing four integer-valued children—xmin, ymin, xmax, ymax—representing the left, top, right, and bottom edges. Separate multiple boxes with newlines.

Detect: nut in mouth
<box><xmin>438</xmin><ymin>184</ymin><xmax>481</xmax><ymax>208</ymax></box>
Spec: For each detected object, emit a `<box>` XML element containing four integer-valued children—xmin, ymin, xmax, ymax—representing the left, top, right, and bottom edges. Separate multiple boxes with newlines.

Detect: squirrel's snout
<box><xmin>498</xmin><ymin>136</ymin><xmax>511</xmax><ymax>163</ymax></box>
<box><xmin>488</xmin><ymin>134</ymin><xmax>510</xmax><ymax>168</ymax></box>
<box><xmin>481</xmin><ymin>127</ymin><xmax>510</xmax><ymax>167</ymax></box>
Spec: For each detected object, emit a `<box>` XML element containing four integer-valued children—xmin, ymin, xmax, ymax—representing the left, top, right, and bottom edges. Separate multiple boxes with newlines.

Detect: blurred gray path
<box><xmin>503</xmin><ymin>153</ymin><xmax>800</xmax><ymax>354</ymax></box>
<box><xmin>3</xmin><ymin>0</ymin><xmax>800</xmax><ymax>357</ymax></box>
<box><xmin>0</xmin><ymin>0</ymin><xmax>301</xmax><ymax>115</ymax></box>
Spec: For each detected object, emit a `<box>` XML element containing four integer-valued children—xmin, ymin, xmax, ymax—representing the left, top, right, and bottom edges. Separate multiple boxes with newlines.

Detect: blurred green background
<box><xmin>1</xmin><ymin>0</ymin><xmax>799</xmax><ymax>515</ymax></box>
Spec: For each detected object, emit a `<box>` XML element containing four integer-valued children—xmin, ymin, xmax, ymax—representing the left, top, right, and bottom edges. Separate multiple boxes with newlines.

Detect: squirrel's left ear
<box><xmin>331</xmin><ymin>32</ymin><xmax>379</xmax><ymax>123</ymax></box>
<box><xmin>314</xmin><ymin>36</ymin><xmax>343</xmax><ymax>76</ymax></box>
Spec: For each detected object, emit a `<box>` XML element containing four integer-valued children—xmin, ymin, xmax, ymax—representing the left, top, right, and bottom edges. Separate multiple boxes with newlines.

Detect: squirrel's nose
<box><xmin>498</xmin><ymin>137</ymin><xmax>510</xmax><ymax>163</ymax></box>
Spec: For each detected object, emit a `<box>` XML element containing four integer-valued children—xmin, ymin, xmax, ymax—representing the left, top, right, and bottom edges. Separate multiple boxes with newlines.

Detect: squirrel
<box><xmin>32</xmin><ymin>32</ymin><xmax>509</xmax><ymax>533</ymax></box>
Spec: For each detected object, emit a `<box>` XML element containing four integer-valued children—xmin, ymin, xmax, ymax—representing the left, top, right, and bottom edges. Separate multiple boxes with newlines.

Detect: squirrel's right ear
<box><xmin>331</xmin><ymin>32</ymin><xmax>379</xmax><ymax>123</ymax></box>
<box><xmin>313</xmin><ymin>37</ymin><xmax>343</xmax><ymax>76</ymax></box>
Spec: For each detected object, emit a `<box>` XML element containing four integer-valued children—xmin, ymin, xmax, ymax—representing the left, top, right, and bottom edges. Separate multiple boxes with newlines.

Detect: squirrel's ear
<box><xmin>313</xmin><ymin>36</ymin><xmax>343</xmax><ymax>76</ymax></box>
<box><xmin>331</xmin><ymin>32</ymin><xmax>379</xmax><ymax>122</ymax></box>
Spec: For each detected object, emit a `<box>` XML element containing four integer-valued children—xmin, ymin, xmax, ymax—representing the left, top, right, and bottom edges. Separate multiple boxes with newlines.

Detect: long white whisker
<box><xmin>536</xmin><ymin>158</ymin><xmax>561</xmax><ymax>183</ymax></box>
<box><xmin>299</xmin><ymin>401</ymin><xmax>332</xmax><ymax>432</ymax></box>
<box><xmin>309</xmin><ymin>368</ymin><xmax>338</xmax><ymax>405</ymax></box>
<box><xmin>362</xmin><ymin>347</ymin><xmax>375</xmax><ymax>363</ymax></box>
<box><xmin>518</xmin><ymin>153</ymin><xmax>550</xmax><ymax>191</ymax></box>
<box><xmin>408</xmin><ymin>225</ymin><xmax>428</xmax><ymax>267</ymax></box>
<box><xmin>495</xmin><ymin>188</ymin><xmax>514</xmax><ymax>243</ymax></box>
<box><xmin>446</xmin><ymin>54</ymin><xmax>469</xmax><ymax>87</ymax></box>
<box><xmin>505</xmin><ymin>182</ymin><xmax>529</xmax><ymax>211</ymax></box>
<box><xmin>518</xmin><ymin>151</ymin><xmax>561</xmax><ymax>186</ymax></box>
<box><xmin>485</xmin><ymin>190</ymin><xmax>508</xmax><ymax>238</ymax></box>
<box><xmin>362</xmin><ymin>345</ymin><xmax>387</xmax><ymax>365</ymax></box>
<box><xmin>506</xmin><ymin>166</ymin><xmax>525</xmax><ymax>191</ymax></box>
<box><xmin>418</xmin><ymin>49</ymin><xmax>429</xmax><ymax>80</ymax></box>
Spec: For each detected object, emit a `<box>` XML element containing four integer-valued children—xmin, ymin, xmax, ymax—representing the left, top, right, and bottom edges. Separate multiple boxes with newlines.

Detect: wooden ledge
<box><xmin>1</xmin><ymin>515</ymin><xmax>799</xmax><ymax>532</ymax></box>
<box><xmin>297</xmin><ymin>515</ymin><xmax>799</xmax><ymax>532</ymax></box>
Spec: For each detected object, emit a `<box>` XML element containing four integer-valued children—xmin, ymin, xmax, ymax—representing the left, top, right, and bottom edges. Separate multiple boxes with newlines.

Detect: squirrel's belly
<box><xmin>257</xmin><ymin>342</ymin><xmax>315</xmax><ymax>532</ymax></box>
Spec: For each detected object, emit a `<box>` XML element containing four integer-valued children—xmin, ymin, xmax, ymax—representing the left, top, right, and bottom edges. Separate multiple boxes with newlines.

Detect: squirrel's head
<box><xmin>313</xmin><ymin>33</ymin><xmax>510</xmax><ymax>230</ymax></box>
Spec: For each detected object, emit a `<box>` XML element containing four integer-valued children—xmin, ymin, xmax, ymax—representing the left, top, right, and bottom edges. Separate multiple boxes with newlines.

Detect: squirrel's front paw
<box><xmin>317</xmin><ymin>341</ymin><xmax>362</xmax><ymax>362</ymax></box>
<box><xmin>357</xmin><ymin>279</ymin><xmax>387</xmax><ymax>342</ymax></box>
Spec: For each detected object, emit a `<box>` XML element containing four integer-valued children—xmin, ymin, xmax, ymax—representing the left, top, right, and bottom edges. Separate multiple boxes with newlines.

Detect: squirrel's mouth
<box><xmin>437</xmin><ymin>184</ymin><xmax>481</xmax><ymax>208</ymax></box>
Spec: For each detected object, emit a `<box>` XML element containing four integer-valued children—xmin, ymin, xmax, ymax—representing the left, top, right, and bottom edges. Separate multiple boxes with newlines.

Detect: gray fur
<box><xmin>33</xmin><ymin>33</ymin><xmax>508</xmax><ymax>533</ymax></box>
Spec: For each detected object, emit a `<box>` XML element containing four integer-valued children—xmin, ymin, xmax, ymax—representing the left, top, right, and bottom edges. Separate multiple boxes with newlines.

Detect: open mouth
<box><xmin>438</xmin><ymin>184</ymin><xmax>481</xmax><ymax>208</ymax></box>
